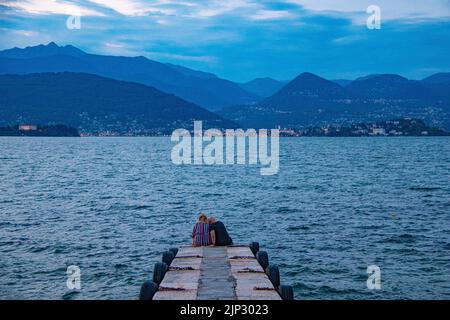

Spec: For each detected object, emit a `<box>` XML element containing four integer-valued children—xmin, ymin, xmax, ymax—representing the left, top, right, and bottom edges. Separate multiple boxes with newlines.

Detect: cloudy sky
<box><xmin>0</xmin><ymin>0</ymin><xmax>449</xmax><ymax>82</ymax></box>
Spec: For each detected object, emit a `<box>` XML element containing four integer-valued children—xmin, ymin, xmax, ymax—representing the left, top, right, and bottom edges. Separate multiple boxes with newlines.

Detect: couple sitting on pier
<box><xmin>192</xmin><ymin>213</ymin><xmax>233</xmax><ymax>247</ymax></box>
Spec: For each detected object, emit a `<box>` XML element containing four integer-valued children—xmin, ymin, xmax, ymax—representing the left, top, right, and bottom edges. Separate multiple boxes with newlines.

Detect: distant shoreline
<box><xmin>1</xmin><ymin>135</ymin><xmax>449</xmax><ymax>138</ymax></box>
<box><xmin>1</xmin><ymin>118</ymin><xmax>448</xmax><ymax>137</ymax></box>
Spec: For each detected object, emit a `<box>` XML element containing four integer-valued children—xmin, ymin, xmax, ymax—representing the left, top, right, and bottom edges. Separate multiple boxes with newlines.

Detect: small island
<box><xmin>0</xmin><ymin>124</ymin><xmax>80</xmax><ymax>137</ymax></box>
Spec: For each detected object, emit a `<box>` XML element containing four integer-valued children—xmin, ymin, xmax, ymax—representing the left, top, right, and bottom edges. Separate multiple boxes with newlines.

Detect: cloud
<box><xmin>3</xmin><ymin>0</ymin><xmax>449</xmax><ymax>22</ymax></box>
<box><xmin>288</xmin><ymin>0</ymin><xmax>450</xmax><ymax>22</ymax></box>
<box><xmin>3</xmin><ymin>0</ymin><xmax>104</xmax><ymax>16</ymax></box>
<box><xmin>0</xmin><ymin>27</ymin><xmax>39</xmax><ymax>37</ymax></box>
<box><xmin>87</xmin><ymin>0</ymin><xmax>174</xmax><ymax>16</ymax></box>
<box><xmin>192</xmin><ymin>0</ymin><xmax>256</xmax><ymax>18</ymax></box>
<box><xmin>147</xmin><ymin>52</ymin><xmax>218</xmax><ymax>63</ymax></box>
<box><xmin>98</xmin><ymin>41</ymin><xmax>142</xmax><ymax>56</ymax></box>
<box><xmin>1</xmin><ymin>0</ymin><xmax>449</xmax><ymax>82</ymax></box>
<box><xmin>104</xmin><ymin>41</ymin><xmax>125</xmax><ymax>49</ymax></box>
<box><xmin>249</xmin><ymin>10</ymin><xmax>294</xmax><ymax>21</ymax></box>
<box><xmin>99</xmin><ymin>40</ymin><xmax>218</xmax><ymax>63</ymax></box>
<box><xmin>332</xmin><ymin>34</ymin><xmax>364</xmax><ymax>45</ymax></box>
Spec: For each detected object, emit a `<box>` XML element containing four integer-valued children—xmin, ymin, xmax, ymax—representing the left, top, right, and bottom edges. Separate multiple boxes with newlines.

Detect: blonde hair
<box><xmin>198</xmin><ymin>213</ymin><xmax>207</xmax><ymax>221</ymax></box>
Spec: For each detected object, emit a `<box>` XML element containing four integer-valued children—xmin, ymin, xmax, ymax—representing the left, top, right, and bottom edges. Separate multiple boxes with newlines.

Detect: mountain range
<box><xmin>0</xmin><ymin>72</ymin><xmax>236</xmax><ymax>135</ymax></box>
<box><xmin>1</xmin><ymin>42</ymin><xmax>449</xmax><ymax>132</ymax></box>
<box><xmin>220</xmin><ymin>72</ymin><xmax>450</xmax><ymax>129</ymax></box>
<box><xmin>0</xmin><ymin>42</ymin><xmax>257</xmax><ymax>111</ymax></box>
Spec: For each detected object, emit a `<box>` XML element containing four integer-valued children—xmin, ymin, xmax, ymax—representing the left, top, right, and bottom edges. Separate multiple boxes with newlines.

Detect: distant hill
<box><xmin>0</xmin><ymin>72</ymin><xmax>237</xmax><ymax>135</ymax></box>
<box><xmin>261</xmin><ymin>72</ymin><xmax>351</xmax><ymax>110</ymax></box>
<box><xmin>0</xmin><ymin>42</ymin><xmax>258</xmax><ymax>110</ymax></box>
<box><xmin>0</xmin><ymin>42</ymin><xmax>87</xmax><ymax>59</ymax></box>
<box><xmin>239</xmin><ymin>77</ymin><xmax>287</xmax><ymax>98</ymax></box>
<box><xmin>220</xmin><ymin>72</ymin><xmax>450</xmax><ymax>129</ymax></box>
<box><xmin>422</xmin><ymin>72</ymin><xmax>450</xmax><ymax>84</ymax></box>
<box><xmin>347</xmin><ymin>73</ymin><xmax>450</xmax><ymax>101</ymax></box>
<box><xmin>346</xmin><ymin>74</ymin><xmax>427</xmax><ymax>99</ymax></box>
<box><xmin>420</xmin><ymin>73</ymin><xmax>450</xmax><ymax>101</ymax></box>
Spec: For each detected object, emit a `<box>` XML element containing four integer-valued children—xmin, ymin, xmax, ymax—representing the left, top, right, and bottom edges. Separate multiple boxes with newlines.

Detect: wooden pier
<box><xmin>140</xmin><ymin>243</ymin><xmax>294</xmax><ymax>300</ymax></box>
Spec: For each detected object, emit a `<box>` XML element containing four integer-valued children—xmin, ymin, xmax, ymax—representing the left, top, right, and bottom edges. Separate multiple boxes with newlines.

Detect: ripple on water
<box><xmin>0</xmin><ymin>137</ymin><xmax>449</xmax><ymax>299</ymax></box>
<box><xmin>382</xmin><ymin>233</ymin><xmax>418</xmax><ymax>244</ymax></box>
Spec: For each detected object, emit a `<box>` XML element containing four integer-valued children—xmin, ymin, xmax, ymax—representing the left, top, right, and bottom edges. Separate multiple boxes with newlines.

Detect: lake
<box><xmin>0</xmin><ymin>137</ymin><xmax>449</xmax><ymax>299</ymax></box>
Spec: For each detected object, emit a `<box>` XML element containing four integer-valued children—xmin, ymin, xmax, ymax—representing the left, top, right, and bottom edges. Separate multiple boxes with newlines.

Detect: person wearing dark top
<box><xmin>207</xmin><ymin>217</ymin><xmax>233</xmax><ymax>246</ymax></box>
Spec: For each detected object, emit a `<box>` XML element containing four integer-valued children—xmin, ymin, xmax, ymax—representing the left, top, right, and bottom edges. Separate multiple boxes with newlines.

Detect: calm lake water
<box><xmin>0</xmin><ymin>137</ymin><xmax>449</xmax><ymax>300</ymax></box>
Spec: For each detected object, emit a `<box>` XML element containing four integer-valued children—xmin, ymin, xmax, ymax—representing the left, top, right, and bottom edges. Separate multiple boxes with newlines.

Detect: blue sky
<box><xmin>0</xmin><ymin>0</ymin><xmax>449</xmax><ymax>82</ymax></box>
